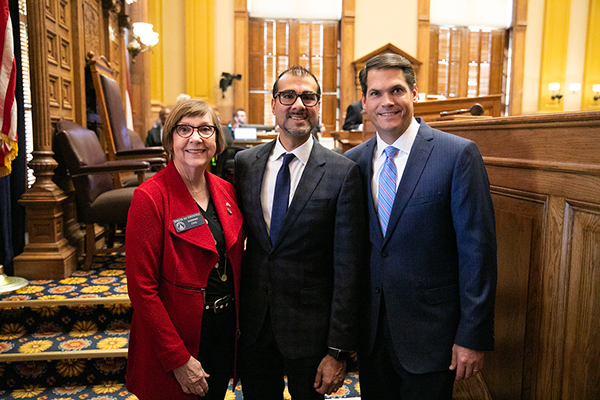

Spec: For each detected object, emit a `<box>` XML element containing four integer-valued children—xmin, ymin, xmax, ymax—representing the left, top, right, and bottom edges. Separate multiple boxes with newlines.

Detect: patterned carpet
<box><xmin>0</xmin><ymin>254</ymin><xmax>362</xmax><ymax>399</ymax></box>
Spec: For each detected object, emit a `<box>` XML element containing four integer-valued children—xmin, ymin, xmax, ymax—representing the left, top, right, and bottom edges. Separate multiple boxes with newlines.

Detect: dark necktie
<box><xmin>270</xmin><ymin>152</ymin><xmax>296</xmax><ymax>244</ymax></box>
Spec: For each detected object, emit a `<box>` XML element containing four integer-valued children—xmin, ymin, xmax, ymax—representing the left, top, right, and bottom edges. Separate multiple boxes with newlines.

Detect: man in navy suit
<box><xmin>345</xmin><ymin>53</ymin><xmax>497</xmax><ymax>399</ymax></box>
<box><xmin>235</xmin><ymin>66</ymin><xmax>366</xmax><ymax>400</ymax></box>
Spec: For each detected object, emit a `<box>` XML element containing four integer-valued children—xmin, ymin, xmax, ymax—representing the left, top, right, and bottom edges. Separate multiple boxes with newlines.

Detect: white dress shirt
<box><xmin>372</xmin><ymin>118</ymin><xmax>420</xmax><ymax>212</ymax></box>
<box><xmin>262</xmin><ymin>134</ymin><xmax>314</xmax><ymax>234</ymax></box>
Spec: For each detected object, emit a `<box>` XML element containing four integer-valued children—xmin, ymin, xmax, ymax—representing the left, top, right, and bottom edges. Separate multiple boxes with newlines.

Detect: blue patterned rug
<box><xmin>0</xmin><ymin>254</ymin><xmax>362</xmax><ymax>399</ymax></box>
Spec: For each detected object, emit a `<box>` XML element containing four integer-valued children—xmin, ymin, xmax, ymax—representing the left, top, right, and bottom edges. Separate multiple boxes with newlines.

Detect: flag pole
<box><xmin>0</xmin><ymin>264</ymin><xmax>28</xmax><ymax>293</ymax></box>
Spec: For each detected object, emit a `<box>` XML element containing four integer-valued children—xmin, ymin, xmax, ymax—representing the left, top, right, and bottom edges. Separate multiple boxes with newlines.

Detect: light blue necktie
<box><xmin>270</xmin><ymin>153</ymin><xmax>296</xmax><ymax>244</ymax></box>
<box><xmin>378</xmin><ymin>146</ymin><xmax>399</xmax><ymax>235</ymax></box>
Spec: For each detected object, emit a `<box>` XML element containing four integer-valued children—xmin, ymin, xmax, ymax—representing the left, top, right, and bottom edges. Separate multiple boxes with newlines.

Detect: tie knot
<box><xmin>281</xmin><ymin>152</ymin><xmax>296</xmax><ymax>166</ymax></box>
<box><xmin>384</xmin><ymin>146</ymin><xmax>399</xmax><ymax>159</ymax></box>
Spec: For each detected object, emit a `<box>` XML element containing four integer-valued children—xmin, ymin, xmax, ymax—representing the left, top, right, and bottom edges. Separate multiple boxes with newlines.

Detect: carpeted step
<box><xmin>0</xmin><ymin>382</ymin><xmax>136</xmax><ymax>400</ymax></box>
<box><xmin>0</xmin><ymin>357</ymin><xmax>127</xmax><ymax>391</ymax></box>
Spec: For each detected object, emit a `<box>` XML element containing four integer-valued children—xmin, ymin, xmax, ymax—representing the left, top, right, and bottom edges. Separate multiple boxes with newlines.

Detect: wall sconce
<box><xmin>593</xmin><ymin>84</ymin><xmax>600</xmax><ymax>101</ymax></box>
<box><xmin>549</xmin><ymin>83</ymin><xmax>563</xmax><ymax>102</ymax></box>
<box><xmin>219</xmin><ymin>72</ymin><xmax>242</xmax><ymax>98</ymax></box>
<box><xmin>568</xmin><ymin>83</ymin><xmax>581</xmax><ymax>93</ymax></box>
<box><xmin>127</xmin><ymin>22</ymin><xmax>159</xmax><ymax>60</ymax></box>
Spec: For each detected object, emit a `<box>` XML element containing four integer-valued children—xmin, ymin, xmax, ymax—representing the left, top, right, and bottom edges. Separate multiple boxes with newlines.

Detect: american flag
<box><xmin>0</xmin><ymin>0</ymin><xmax>17</xmax><ymax>177</ymax></box>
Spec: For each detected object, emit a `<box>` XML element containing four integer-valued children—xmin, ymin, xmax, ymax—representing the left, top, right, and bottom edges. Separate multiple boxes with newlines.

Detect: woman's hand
<box><xmin>173</xmin><ymin>356</ymin><xmax>210</xmax><ymax>396</ymax></box>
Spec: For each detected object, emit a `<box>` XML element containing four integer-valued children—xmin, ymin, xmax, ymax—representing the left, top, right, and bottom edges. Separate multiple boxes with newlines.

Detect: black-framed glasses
<box><xmin>274</xmin><ymin>91</ymin><xmax>320</xmax><ymax>107</ymax></box>
<box><xmin>174</xmin><ymin>124</ymin><xmax>217</xmax><ymax>139</ymax></box>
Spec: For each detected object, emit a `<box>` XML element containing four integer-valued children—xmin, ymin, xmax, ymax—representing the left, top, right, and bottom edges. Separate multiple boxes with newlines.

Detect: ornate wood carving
<box><xmin>83</xmin><ymin>0</ymin><xmax>101</xmax><ymax>57</ymax></box>
<box><xmin>14</xmin><ymin>0</ymin><xmax>77</xmax><ymax>280</ymax></box>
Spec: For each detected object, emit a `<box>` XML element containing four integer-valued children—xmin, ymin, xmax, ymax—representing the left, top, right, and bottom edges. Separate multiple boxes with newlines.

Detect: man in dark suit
<box><xmin>235</xmin><ymin>65</ymin><xmax>366</xmax><ymax>400</ymax></box>
<box><xmin>145</xmin><ymin>106</ymin><xmax>170</xmax><ymax>147</ymax></box>
<box><xmin>345</xmin><ymin>53</ymin><xmax>497</xmax><ymax>399</ymax></box>
<box><xmin>342</xmin><ymin>100</ymin><xmax>363</xmax><ymax>131</ymax></box>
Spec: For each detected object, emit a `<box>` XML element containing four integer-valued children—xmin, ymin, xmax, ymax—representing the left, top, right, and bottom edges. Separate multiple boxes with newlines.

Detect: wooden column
<box><xmin>509</xmin><ymin>0</ymin><xmax>528</xmax><ymax>115</ymax></box>
<box><xmin>128</xmin><ymin>0</ymin><xmax>152</xmax><ymax>136</ymax></box>
<box><xmin>416</xmin><ymin>0</ymin><xmax>430</xmax><ymax>95</ymax></box>
<box><xmin>14</xmin><ymin>0</ymin><xmax>77</xmax><ymax>280</ymax></box>
<box><xmin>233</xmin><ymin>0</ymin><xmax>248</xmax><ymax>112</ymax></box>
<box><xmin>340</xmin><ymin>0</ymin><xmax>356</xmax><ymax>120</ymax></box>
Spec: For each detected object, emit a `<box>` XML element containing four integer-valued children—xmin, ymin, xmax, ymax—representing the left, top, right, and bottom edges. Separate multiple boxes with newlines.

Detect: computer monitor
<box><xmin>233</xmin><ymin>126</ymin><xmax>258</xmax><ymax>140</ymax></box>
<box><xmin>239</xmin><ymin>124</ymin><xmax>276</xmax><ymax>132</ymax></box>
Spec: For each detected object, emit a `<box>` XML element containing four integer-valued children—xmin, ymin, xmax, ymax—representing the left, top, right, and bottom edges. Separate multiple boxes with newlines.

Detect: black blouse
<box><xmin>198</xmin><ymin>199</ymin><xmax>234</xmax><ymax>302</ymax></box>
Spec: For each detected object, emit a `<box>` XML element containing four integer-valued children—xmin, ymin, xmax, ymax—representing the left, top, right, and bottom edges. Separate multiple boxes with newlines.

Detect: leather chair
<box><xmin>86</xmin><ymin>52</ymin><xmax>166</xmax><ymax>175</ymax></box>
<box><xmin>55</xmin><ymin>120</ymin><xmax>151</xmax><ymax>270</ymax></box>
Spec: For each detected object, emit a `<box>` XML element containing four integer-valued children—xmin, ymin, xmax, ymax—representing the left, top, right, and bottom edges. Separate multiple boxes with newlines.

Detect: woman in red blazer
<box><xmin>126</xmin><ymin>99</ymin><xmax>244</xmax><ymax>400</ymax></box>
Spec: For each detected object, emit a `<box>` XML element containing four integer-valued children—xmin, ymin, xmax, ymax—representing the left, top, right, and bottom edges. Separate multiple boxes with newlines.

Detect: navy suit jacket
<box><xmin>345</xmin><ymin>118</ymin><xmax>497</xmax><ymax>374</ymax></box>
<box><xmin>234</xmin><ymin>139</ymin><xmax>367</xmax><ymax>359</ymax></box>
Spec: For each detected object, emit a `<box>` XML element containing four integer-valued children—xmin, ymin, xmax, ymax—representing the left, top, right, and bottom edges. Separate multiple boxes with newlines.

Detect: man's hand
<box><xmin>449</xmin><ymin>344</ymin><xmax>484</xmax><ymax>380</ymax></box>
<box><xmin>173</xmin><ymin>356</ymin><xmax>210</xmax><ymax>396</ymax></box>
<box><xmin>313</xmin><ymin>354</ymin><xmax>346</xmax><ymax>395</ymax></box>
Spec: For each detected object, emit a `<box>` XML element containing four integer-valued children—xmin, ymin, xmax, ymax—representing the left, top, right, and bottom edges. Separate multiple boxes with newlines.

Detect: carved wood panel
<box><xmin>45</xmin><ymin>0</ymin><xmax>74</xmax><ymax>125</ymax></box>
<box><xmin>486</xmin><ymin>188</ymin><xmax>546</xmax><ymax>400</ymax></box>
<box><xmin>561</xmin><ymin>201</ymin><xmax>600</xmax><ymax>399</ymax></box>
<box><xmin>83</xmin><ymin>0</ymin><xmax>101</xmax><ymax>58</ymax></box>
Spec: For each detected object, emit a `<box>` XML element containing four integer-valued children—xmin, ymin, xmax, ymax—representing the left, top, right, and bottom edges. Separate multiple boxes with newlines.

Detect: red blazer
<box><xmin>125</xmin><ymin>162</ymin><xmax>244</xmax><ymax>400</ymax></box>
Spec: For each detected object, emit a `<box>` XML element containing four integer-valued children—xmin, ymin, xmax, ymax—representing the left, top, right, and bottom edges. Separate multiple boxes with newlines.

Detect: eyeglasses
<box><xmin>274</xmin><ymin>91</ymin><xmax>320</xmax><ymax>107</ymax></box>
<box><xmin>174</xmin><ymin>124</ymin><xmax>217</xmax><ymax>139</ymax></box>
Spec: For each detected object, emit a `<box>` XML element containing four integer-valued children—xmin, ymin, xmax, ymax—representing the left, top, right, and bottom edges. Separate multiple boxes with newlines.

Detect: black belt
<box><xmin>204</xmin><ymin>294</ymin><xmax>234</xmax><ymax>313</ymax></box>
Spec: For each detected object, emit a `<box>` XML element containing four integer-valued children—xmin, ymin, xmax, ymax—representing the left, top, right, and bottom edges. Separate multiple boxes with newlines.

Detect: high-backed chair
<box><xmin>86</xmin><ymin>52</ymin><xmax>166</xmax><ymax>169</ymax></box>
<box><xmin>55</xmin><ymin>120</ymin><xmax>151</xmax><ymax>269</ymax></box>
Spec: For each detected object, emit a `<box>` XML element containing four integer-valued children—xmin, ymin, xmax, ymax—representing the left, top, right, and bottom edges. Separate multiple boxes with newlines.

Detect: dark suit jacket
<box><xmin>145</xmin><ymin>125</ymin><xmax>162</xmax><ymax>147</ymax></box>
<box><xmin>234</xmin><ymin>139</ymin><xmax>367</xmax><ymax>359</ymax></box>
<box><xmin>342</xmin><ymin>100</ymin><xmax>363</xmax><ymax>131</ymax></box>
<box><xmin>345</xmin><ymin>118</ymin><xmax>497</xmax><ymax>374</ymax></box>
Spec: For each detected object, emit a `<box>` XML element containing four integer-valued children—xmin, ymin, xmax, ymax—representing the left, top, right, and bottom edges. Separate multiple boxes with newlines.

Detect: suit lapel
<box><xmin>249</xmin><ymin>141</ymin><xmax>275</xmax><ymax>253</ymax></box>
<box><xmin>382</xmin><ymin>121</ymin><xmax>434</xmax><ymax>246</ymax></box>
<box><xmin>270</xmin><ymin>141</ymin><xmax>326</xmax><ymax>251</ymax></box>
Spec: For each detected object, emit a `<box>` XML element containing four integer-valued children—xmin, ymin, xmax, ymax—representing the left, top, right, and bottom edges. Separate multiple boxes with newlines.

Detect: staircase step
<box><xmin>0</xmin><ymin>357</ymin><xmax>127</xmax><ymax>391</ymax></box>
<box><xmin>0</xmin><ymin>382</ymin><xmax>134</xmax><ymax>400</ymax></box>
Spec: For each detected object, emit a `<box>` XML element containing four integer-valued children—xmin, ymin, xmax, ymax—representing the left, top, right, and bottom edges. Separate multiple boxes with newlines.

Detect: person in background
<box><xmin>145</xmin><ymin>106</ymin><xmax>170</xmax><ymax>147</ymax></box>
<box><xmin>176</xmin><ymin>93</ymin><xmax>192</xmax><ymax>104</ymax></box>
<box><xmin>126</xmin><ymin>99</ymin><xmax>244</xmax><ymax>400</ymax></box>
<box><xmin>235</xmin><ymin>65</ymin><xmax>366</xmax><ymax>400</ymax></box>
<box><xmin>344</xmin><ymin>53</ymin><xmax>497</xmax><ymax>400</ymax></box>
<box><xmin>342</xmin><ymin>100</ymin><xmax>363</xmax><ymax>131</ymax></box>
<box><xmin>231</xmin><ymin>108</ymin><xmax>247</xmax><ymax>130</ymax></box>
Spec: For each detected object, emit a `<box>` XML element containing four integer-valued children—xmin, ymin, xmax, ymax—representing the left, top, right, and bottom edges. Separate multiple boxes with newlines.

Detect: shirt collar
<box><xmin>375</xmin><ymin>118</ymin><xmax>419</xmax><ymax>158</ymax></box>
<box><xmin>272</xmin><ymin>134</ymin><xmax>314</xmax><ymax>165</ymax></box>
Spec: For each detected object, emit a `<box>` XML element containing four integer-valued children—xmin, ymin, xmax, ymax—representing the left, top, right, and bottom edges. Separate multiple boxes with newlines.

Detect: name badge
<box><xmin>173</xmin><ymin>212</ymin><xmax>205</xmax><ymax>233</ymax></box>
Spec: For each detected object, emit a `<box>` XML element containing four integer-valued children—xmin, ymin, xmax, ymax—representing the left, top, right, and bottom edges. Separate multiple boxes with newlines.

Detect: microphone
<box><xmin>439</xmin><ymin>103</ymin><xmax>484</xmax><ymax>117</ymax></box>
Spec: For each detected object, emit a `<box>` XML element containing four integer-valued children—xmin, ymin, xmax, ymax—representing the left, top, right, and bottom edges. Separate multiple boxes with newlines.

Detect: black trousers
<box><xmin>359</xmin><ymin>302</ymin><xmax>456</xmax><ymax>400</ymax></box>
<box><xmin>197</xmin><ymin>303</ymin><xmax>236</xmax><ymax>400</ymax></box>
<box><xmin>238</xmin><ymin>313</ymin><xmax>324</xmax><ymax>400</ymax></box>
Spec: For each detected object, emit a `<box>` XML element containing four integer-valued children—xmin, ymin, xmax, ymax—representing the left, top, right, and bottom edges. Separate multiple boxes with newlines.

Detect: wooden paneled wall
<box><xmin>430</xmin><ymin>111</ymin><xmax>600</xmax><ymax>400</ymax></box>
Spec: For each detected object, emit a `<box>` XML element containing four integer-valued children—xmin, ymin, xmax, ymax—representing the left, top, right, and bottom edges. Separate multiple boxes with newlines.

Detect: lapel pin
<box><xmin>227</xmin><ymin>208</ymin><xmax>233</xmax><ymax>215</ymax></box>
